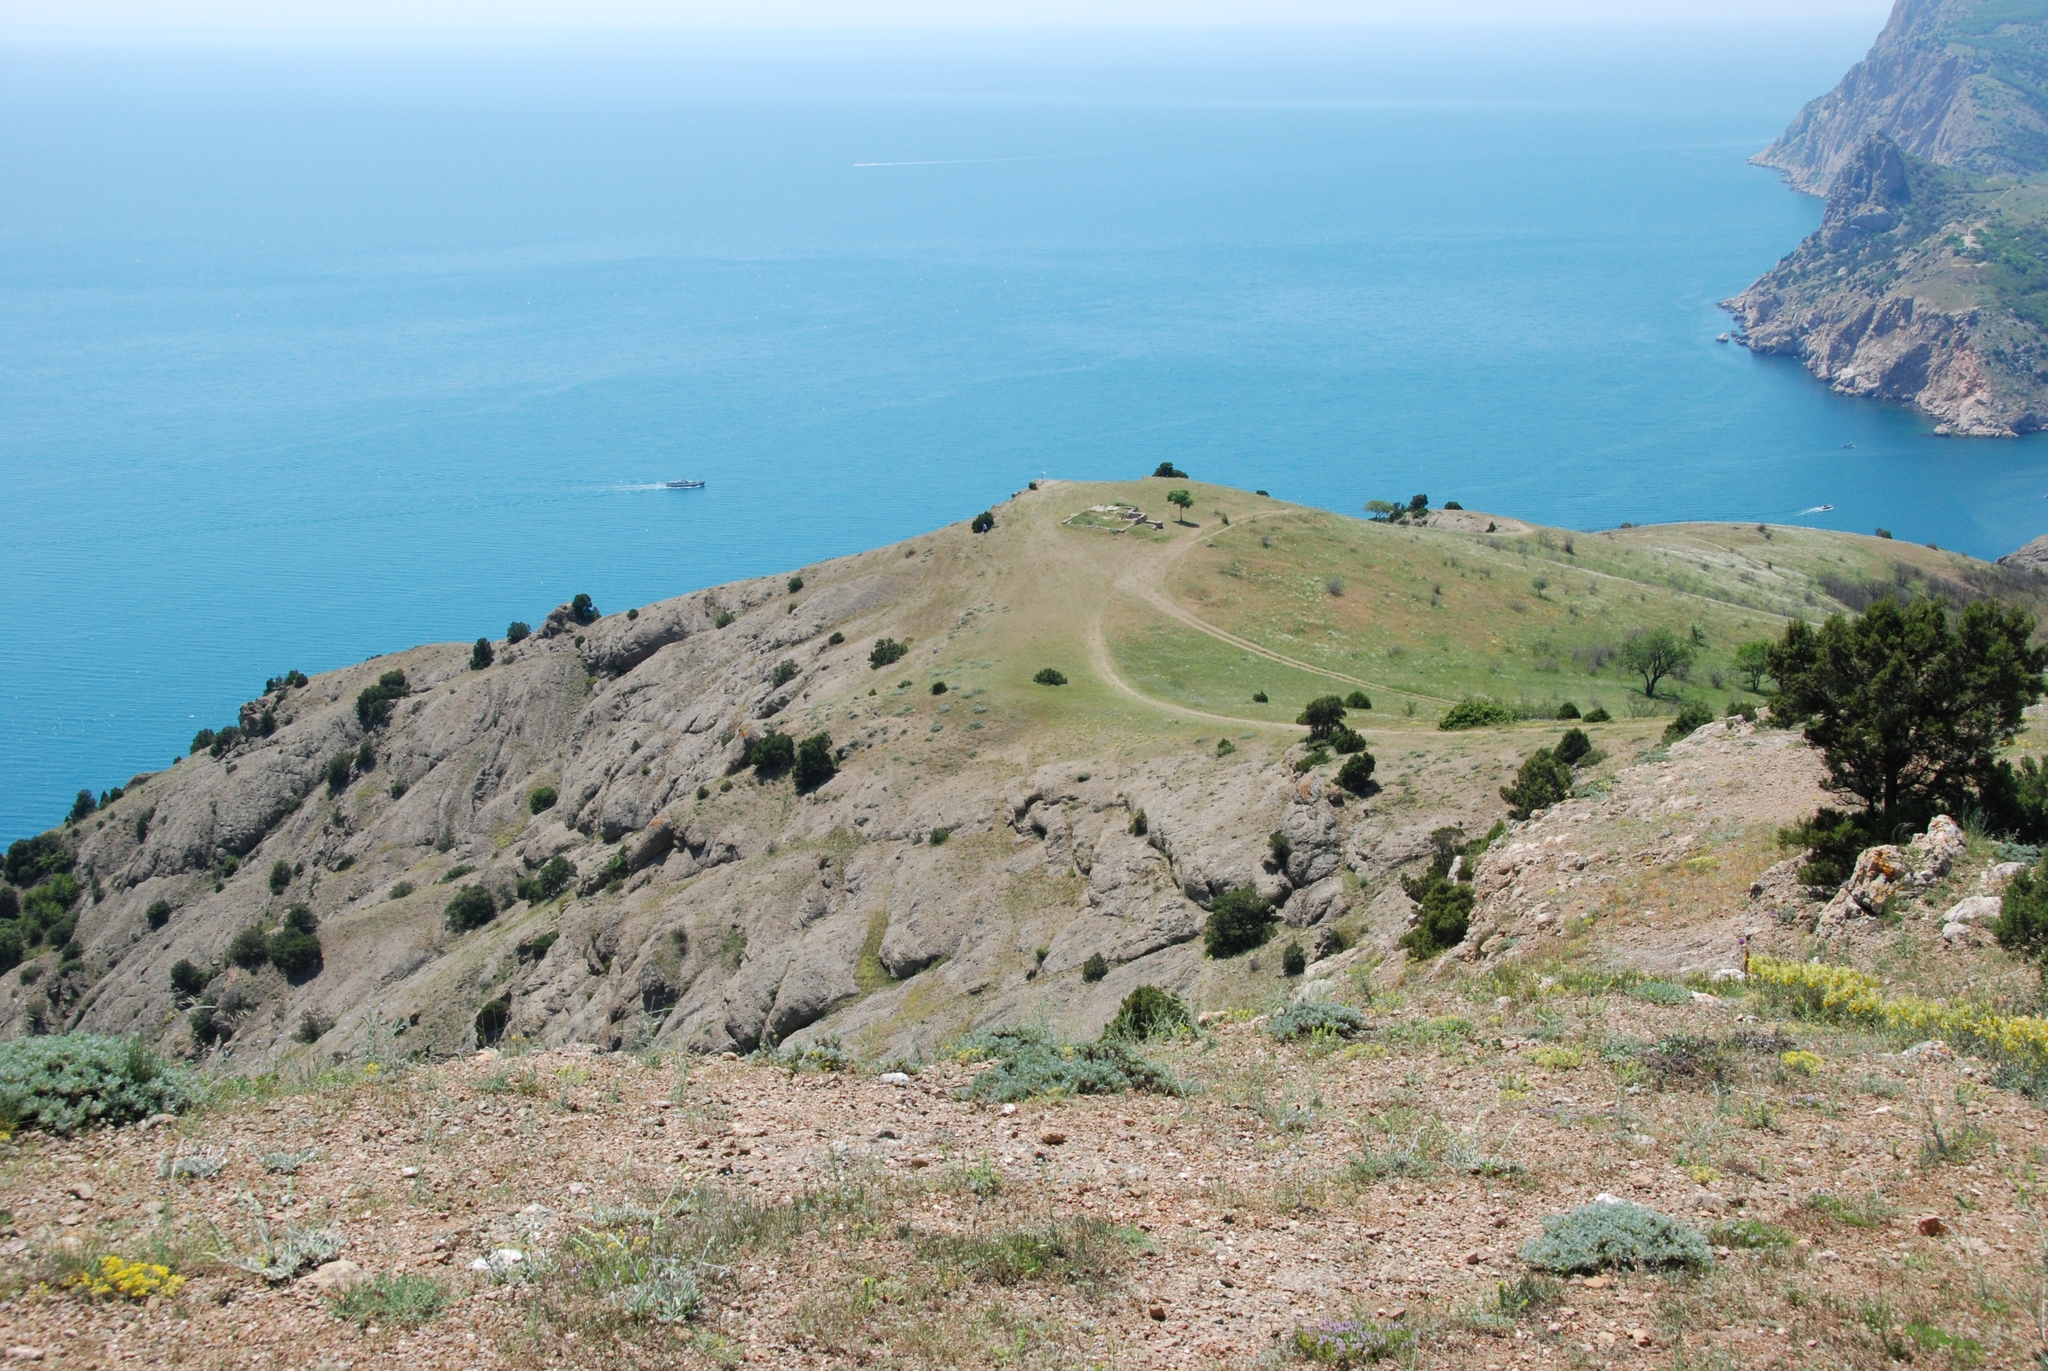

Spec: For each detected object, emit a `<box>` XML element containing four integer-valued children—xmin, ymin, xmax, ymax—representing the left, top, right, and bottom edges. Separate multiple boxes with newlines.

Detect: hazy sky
<box><xmin>2</xmin><ymin>0</ymin><xmax>1897</xmax><ymax>34</ymax></box>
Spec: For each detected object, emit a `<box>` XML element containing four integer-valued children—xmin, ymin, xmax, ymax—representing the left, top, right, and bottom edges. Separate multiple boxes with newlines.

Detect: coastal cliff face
<box><xmin>1756</xmin><ymin>0</ymin><xmax>2048</xmax><ymax>193</ymax></box>
<box><xmin>1728</xmin><ymin>0</ymin><xmax>2048</xmax><ymax>435</ymax></box>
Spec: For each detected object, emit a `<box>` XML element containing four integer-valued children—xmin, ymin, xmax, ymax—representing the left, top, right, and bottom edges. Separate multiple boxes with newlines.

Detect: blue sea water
<box><xmin>6</xmin><ymin>23</ymin><xmax>2048</xmax><ymax>842</ymax></box>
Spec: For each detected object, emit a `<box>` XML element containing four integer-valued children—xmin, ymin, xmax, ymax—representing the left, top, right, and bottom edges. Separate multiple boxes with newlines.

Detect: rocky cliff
<box><xmin>1728</xmin><ymin>0</ymin><xmax>2048</xmax><ymax>435</ymax></box>
<box><xmin>1756</xmin><ymin>0</ymin><xmax>2048</xmax><ymax>193</ymax></box>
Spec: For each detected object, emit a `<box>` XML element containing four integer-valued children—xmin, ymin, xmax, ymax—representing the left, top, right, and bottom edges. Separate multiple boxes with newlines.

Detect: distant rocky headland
<box><xmin>1727</xmin><ymin>0</ymin><xmax>2048</xmax><ymax>436</ymax></box>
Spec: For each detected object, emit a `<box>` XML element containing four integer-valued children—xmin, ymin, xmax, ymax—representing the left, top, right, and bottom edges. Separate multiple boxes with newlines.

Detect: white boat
<box><xmin>664</xmin><ymin>480</ymin><xmax>705</xmax><ymax>490</ymax></box>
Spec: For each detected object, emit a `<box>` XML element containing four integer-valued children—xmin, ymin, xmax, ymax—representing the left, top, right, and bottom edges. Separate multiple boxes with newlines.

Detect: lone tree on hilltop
<box><xmin>1768</xmin><ymin>596</ymin><xmax>2047</xmax><ymax>831</ymax></box>
<box><xmin>1618</xmin><ymin>628</ymin><xmax>1694</xmax><ymax>698</ymax></box>
<box><xmin>1153</xmin><ymin>462</ymin><xmax>1188</xmax><ymax>479</ymax></box>
<box><xmin>1166</xmin><ymin>489</ymin><xmax>1193</xmax><ymax>524</ymax></box>
<box><xmin>1297</xmin><ymin>695</ymin><xmax>1348</xmax><ymax>741</ymax></box>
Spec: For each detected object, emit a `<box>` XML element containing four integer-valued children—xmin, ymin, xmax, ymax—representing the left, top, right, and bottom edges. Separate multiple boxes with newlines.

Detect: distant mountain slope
<box><xmin>1758</xmin><ymin>0</ymin><xmax>2048</xmax><ymax>193</ymax></box>
<box><xmin>1728</xmin><ymin>0</ymin><xmax>2048</xmax><ymax>435</ymax></box>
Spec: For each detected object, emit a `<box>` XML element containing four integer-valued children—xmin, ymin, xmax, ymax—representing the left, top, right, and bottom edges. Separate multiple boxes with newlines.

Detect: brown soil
<box><xmin>0</xmin><ymin>995</ymin><xmax>2038</xmax><ymax>1369</ymax></box>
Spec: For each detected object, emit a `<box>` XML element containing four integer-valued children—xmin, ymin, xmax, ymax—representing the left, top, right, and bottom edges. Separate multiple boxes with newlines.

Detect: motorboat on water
<box><xmin>665</xmin><ymin>480</ymin><xmax>706</xmax><ymax>490</ymax></box>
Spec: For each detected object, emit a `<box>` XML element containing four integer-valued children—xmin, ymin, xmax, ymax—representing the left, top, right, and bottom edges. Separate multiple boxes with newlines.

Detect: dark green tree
<box><xmin>1996</xmin><ymin>860</ymin><xmax>2048</xmax><ymax>957</ymax></box>
<box><xmin>445</xmin><ymin>885</ymin><xmax>499</xmax><ymax>932</ymax></box>
<box><xmin>516</xmin><ymin>856</ymin><xmax>576</xmax><ymax>904</ymax></box>
<box><xmin>970</xmin><ymin>511</ymin><xmax>995</xmax><ymax>534</ymax></box>
<box><xmin>1297</xmin><ymin>695</ymin><xmax>1347</xmax><ymax>741</ymax></box>
<box><xmin>1554</xmin><ymin>728</ymin><xmax>1592</xmax><ymax>767</ymax></box>
<box><xmin>268</xmin><ymin>860</ymin><xmax>292</xmax><ymax>895</ymax></box>
<box><xmin>227</xmin><ymin>926</ymin><xmax>270</xmax><ymax>971</ymax></box>
<box><xmin>67</xmin><ymin>790</ymin><xmax>96</xmax><ymax>824</ymax></box>
<box><xmin>1400</xmin><ymin>882</ymin><xmax>1474</xmax><ymax>958</ymax></box>
<box><xmin>1336</xmin><ymin>751</ymin><xmax>1377</xmax><ymax>794</ymax></box>
<box><xmin>793</xmin><ymin>733</ymin><xmax>837</xmax><ymax>792</ymax></box>
<box><xmin>1501</xmin><ymin>749</ymin><xmax>1572</xmax><ymax>819</ymax></box>
<box><xmin>471</xmin><ymin>637</ymin><xmax>494</xmax><ymax>670</ymax></box>
<box><xmin>355</xmin><ymin>670</ymin><xmax>409</xmax><ymax>728</ymax></box>
<box><xmin>1204</xmin><ymin>886</ymin><xmax>1276</xmax><ymax>958</ymax></box>
<box><xmin>1767</xmin><ymin>597</ymin><xmax>2048</xmax><ymax>829</ymax></box>
<box><xmin>1152</xmin><ymin>462</ymin><xmax>1188</xmax><ymax>479</ymax></box>
<box><xmin>748</xmin><ymin>732</ymin><xmax>796</xmax><ymax>778</ymax></box>
<box><xmin>1662</xmin><ymin>701</ymin><xmax>1714</xmax><ymax>742</ymax></box>
<box><xmin>169</xmin><ymin>959</ymin><xmax>208</xmax><ymax>1000</ymax></box>
<box><xmin>1281</xmin><ymin>940</ymin><xmax>1307</xmax><ymax>977</ymax></box>
<box><xmin>507</xmin><ymin>621</ymin><xmax>531</xmax><ymax>644</ymax></box>
<box><xmin>570</xmin><ymin>593</ymin><xmax>599</xmax><ymax>625</ymax></box>
<box><xmin>268</xmin><ymin>904</ymin><xmax>322</xmax><ymax>978</ymax></box>
<box><xmin>1081</xmin><ymin>953</ymin><xmax>1108</xmax><ymax>983</ymax></box>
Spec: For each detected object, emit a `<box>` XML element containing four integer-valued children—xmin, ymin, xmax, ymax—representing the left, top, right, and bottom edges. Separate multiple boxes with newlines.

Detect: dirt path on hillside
<box><xmin>1098</xmin><ymin>510</ymin><xmax>1456</xmax><ymax>710</ymax></box>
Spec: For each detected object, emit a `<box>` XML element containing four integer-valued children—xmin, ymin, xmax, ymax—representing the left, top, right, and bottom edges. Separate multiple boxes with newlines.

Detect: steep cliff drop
<box><xmin>1726</xmin><ymin>0</ymin><xmax>2048</xmax><ymax>436</ymax></box>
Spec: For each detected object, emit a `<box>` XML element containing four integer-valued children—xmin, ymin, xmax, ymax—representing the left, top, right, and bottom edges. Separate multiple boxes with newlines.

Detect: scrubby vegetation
<box><xmin>0</xmin><ymin>1035</ymin><xmax>194</xmax><ymax>1135</ymax></box>
<box><xmin>868</xmin><ymin>638</ymin><xmax>909</xmax><ymax>670</ymax></box>
<box><xmin>445</xmin><ymin>885</ymin><xmax>499</xmax><ymax>933</ymax></box>
<box><xmin>1500</xmin><ymin>748</ymin><xmax>1572</xmax><ymax>820</ymax></box>
<box><xmin>1519</xmin><ymin>1200</ymin><xmax>1710</xmax><ymax>1274</ymax></box>
<box><xmin>1102</xmin><ymin>985</ymin><xmax>1193</xmax><ymax>1041</ymax></box>
<box><xmin>1662</xmin><ymin>700</ymin><xmax>1714</xmax><ymax>742</ymax></box>
<box><xmin>746</xmin><ymin>732</ymin><xmax>796</xmax><ymax>778</ymax></box>
<box><xmin>1265</xmin><ymin>1000</ymin><xmax>1370</xmax><ymax>1042</ymax></box>
<box><xmin>1439</xmin><ymin>697</ymin><xmax>1516</xmax><ymax>730</ymax></box>
<box><xmin>792</xmin><ymin>733</ymin><xmax>837</xmax><ymax>792</ymax></box>
<box><xmin>267</xmin><ymin>904</ymin><xmax>322</xmax><ymax>979</ymax></box>
<box><xmin>952</xmin><ymin>1026</ymin><xmax>1179</xmax><ymax>1102</ymax></box>
<box><xmin>1204</xmin><ymin>886</ymin><xmax>1275</xmax><ymax>958</ymax></box>
<box><xmin>1335</xmin><ymin>751</ymin><xmax>1376</xmax><ymax>794</ymax></box>
<box><xmin>354</xmin><ymin>670</ymin><xmax>409</xmax><ymax>729</ymax></box>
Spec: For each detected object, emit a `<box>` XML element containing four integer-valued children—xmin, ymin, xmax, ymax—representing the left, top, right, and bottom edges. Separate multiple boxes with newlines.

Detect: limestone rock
<box><xmin>305</xmin><ymin>1260</ymin><xmax>368</xmax><ymax>1294</ymax></box>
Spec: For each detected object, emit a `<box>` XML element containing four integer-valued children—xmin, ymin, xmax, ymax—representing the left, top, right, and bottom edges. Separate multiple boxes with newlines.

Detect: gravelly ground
<box><xmin>0</xmin><ymin>996</ymin><xmax>2038</xmax><ymax>1370</ymax></box>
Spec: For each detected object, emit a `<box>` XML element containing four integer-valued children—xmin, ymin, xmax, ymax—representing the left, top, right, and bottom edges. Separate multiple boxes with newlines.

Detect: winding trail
<box><xmin>1086</xmin><ymin>510</ymin><xmax>1457</xmax><ymax>721</ymax></box>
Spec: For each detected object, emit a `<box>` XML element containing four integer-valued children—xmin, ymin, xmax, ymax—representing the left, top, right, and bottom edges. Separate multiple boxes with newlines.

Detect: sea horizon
<box><xmin>5</xmin><ymin>19</ymin><xmax>2042</xmax><ymax>842</ymax></box>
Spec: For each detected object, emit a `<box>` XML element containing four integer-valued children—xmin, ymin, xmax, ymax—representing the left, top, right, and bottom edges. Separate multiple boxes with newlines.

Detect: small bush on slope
<box><xmin>0</xmin><ymin>1035</ymin><xmax>195</xmax><ymax>1135</ymax></box>
<box><xmin>951</xmin><ymin>1026</ymin><xmax>1178</xmax><ymax>1102</ymax></box>
<box><xmin>1103</xmin><ymin>986</ymin><xmax>1193</xmax><ymax>1041</ymax></box>
<box><xmin>1266</xmin><ymin>1001</ymin><xmax>1371</xmax><ymax>1042</ymax></box>
<box><xmin>1204</xmin><ymin>886</ymin><xmax>1275</xmax><ymax>958</ymax></box>
<box><xmin>1501</xmin><ymin>749</ymin><xmax>1572</xmax><ymax>820</ymax></box>
<box><xmin>1519</xmin><ymin>1200</ymin><xmax>1710</xmax><ymax>1274</ymax></box>
<box><xmin>1439</xmin><ymin>697</ymin><xmax>1517</xmax><ymax>730</ymax></box>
